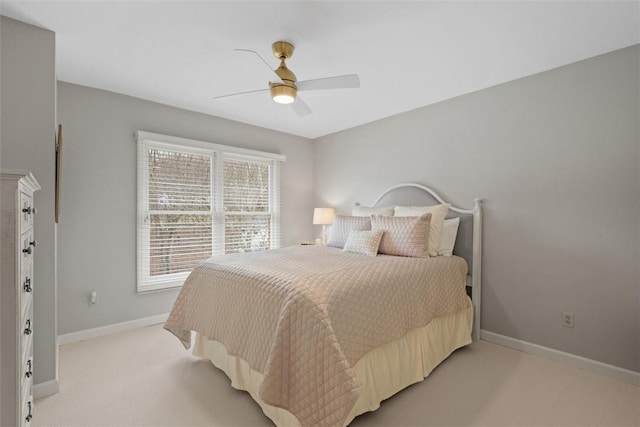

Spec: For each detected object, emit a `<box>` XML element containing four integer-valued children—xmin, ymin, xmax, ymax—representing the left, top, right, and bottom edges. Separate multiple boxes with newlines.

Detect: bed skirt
<box><xmin>193</xmin><ymin>303</ymin><xmax>473</xmax><ymax>426</ymax></box>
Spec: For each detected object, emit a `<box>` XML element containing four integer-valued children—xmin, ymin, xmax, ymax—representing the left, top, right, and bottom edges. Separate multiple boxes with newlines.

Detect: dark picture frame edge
<box><xmin>55</xmin><ymin>123</ymin><xmax>62</xmax><ymax>223</ymax></box>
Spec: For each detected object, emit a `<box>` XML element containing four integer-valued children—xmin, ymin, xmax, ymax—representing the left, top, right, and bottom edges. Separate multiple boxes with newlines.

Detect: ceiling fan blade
<box><xmin>297</xmin><ymin>74</ymin><xmax>360</xmax><ymax>91</ymax></box>
<box><xmin>290</xmin><ymin>96</ymin><xmax>312</xmax><ymax>117</ymax></box>
<box><xmin>234</xmin><ymin>48</ymin><xmax>283</xmax><ymax>83</ymax></box>
<box><xmin>213</xmin><ymin>88</ymin><xmax>269</xmax><ymax>100</ymax></box>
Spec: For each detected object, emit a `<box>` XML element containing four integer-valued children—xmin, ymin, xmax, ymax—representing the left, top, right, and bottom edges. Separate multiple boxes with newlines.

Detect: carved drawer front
<box><xmin>20</xmin><ymin>191</ymin><xmax>34</xmax><ymax>235</ymax></box>
<box><xmin>21</xmin><ymin>230</ymin><xmax>35</xmax><ymax>264</ymax></box>
<box><xmin>21</xmin><ymin>258</ymin><xmax>33</xmax><ymax>319</ymax></box>
<box><xmin>20</xmin><ymin>300</ymin><xmax>34</xmax><ymax>362</ymax></box>
<box><xmin>21</xmin><ymin>386</ymin><xmax>33</xmax><ymax>426</ymax></box>
<box><xmin>22</xmin><ymin>356</ymin><xmax>34</xmax><ymax>388</ymax></box>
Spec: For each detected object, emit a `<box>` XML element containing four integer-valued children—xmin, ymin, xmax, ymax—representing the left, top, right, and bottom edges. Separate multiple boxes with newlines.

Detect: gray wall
<box><xmin>0</xmin><ymin>17</ymin><xmax>58</xmax><ymax>386</ymax></box>
<box><xmin>315</xmin><ymin>45</ymin><xmax>640</xmax><ymax>372</ymax></box>
<box><xmin>56</xmin><ymin>82</ymin><xmax>314</xmax><ymax>335</ymax></box>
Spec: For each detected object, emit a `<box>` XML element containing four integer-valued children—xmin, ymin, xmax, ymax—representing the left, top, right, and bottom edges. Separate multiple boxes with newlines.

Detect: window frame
<box><xmin>136</xmin><ymin>131</ymin><xmax>285</xmax><ymax>293</ymax></box>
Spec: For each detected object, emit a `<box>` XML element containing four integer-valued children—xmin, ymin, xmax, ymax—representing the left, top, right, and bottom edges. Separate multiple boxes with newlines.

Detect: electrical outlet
<box><xmin>562</xmin><ymin>312</ymin><xmax>575</xmax><ymax>328</ymax></box>
<box><xmin>89</xmin><ymin>291</ymin><xmax>98</xmax><ymax>306</ymax></box>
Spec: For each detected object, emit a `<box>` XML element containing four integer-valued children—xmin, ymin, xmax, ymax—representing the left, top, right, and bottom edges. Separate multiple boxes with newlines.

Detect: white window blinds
<box><xmin>148</xmin><ymin>148</ymin><xmax>212</xmax><ymax>277</ymax></box>
<box><xmin>222</xmin><ymin>156</ymin><xmax>281</xmax><ymax>254</ymax></box>
<box><xmin>136</xmin><ymin>132</ymin><xmax>284</xmax><ymax>292</ymax></box>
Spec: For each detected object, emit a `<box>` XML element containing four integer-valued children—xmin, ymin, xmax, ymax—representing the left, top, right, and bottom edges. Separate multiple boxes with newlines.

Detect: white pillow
<box><xmin>438</xmin><ymin>217</ymin><xmax>460</xmax><ymax>257</ymax></box>
<box><xmin>343</xmin><ymin>229</ymin><xmax>384</xmax><ymax>257</ymax></box>
<box><xmin>352</xmin><ymin>205</ymin><xmax>394</xmax><ymax>217</ymax></box>
<box><xmin>394</xmin><ymin>204</ymin><xmax>450</xmax><ymax>257</ymax></box>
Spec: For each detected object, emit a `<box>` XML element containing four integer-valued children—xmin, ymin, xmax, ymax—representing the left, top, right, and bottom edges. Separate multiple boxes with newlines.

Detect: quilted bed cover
<box><xmin>164</xmin><ymin>245</ymin><xmax>470</xmax><ymax>427</ymax></box>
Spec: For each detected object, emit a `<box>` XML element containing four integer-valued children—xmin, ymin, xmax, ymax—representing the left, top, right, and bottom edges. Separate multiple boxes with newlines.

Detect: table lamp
<box><xmin>312</xmin><ymin>207</ymin><xmax>335</xmax><ymax>245</ymax></box>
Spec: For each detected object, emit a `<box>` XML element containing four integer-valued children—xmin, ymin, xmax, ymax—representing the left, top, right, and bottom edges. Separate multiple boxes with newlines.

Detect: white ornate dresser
<box><xmin>1</xmin><ymin>170</ymin><xmax>40</xmax><ymax>427</ymax></box>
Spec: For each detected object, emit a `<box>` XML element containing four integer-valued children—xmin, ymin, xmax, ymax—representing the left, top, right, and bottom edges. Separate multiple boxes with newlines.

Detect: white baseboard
<box><xmin>34</xmin><ymin>379</ymin><xmax>59</xmax><ymax>399</ymax></box>
<box><xmin>480</xmin><ymin>330</ymin><xmax>640</xmax><ymax>386</ymax></box>
<box><xmin>58</xmin><ymin>313</ymin><xmax>169</xmax><ymax>346</ymax></box>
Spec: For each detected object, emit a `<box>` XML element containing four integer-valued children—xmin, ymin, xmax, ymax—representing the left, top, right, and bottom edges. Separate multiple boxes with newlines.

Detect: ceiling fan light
<box><xmin>273</xmin><ymin>94</ymin><xmax>295</xmax><ymax>104</ymax></box>
<box><xmin>270</xmin><ymin>84</ymin><xmax>296</xmax><ymax>104</ymax></box>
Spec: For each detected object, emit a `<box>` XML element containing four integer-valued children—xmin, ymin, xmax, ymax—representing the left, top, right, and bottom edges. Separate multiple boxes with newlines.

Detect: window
<box><xmin>136</xmin><ymin>131</ymin><xmax>284</xmax><ymax>292</ymax></box>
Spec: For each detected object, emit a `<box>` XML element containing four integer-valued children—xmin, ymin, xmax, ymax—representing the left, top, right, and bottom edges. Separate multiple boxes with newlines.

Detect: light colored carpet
<box><xmin>35</xmin><ymin>324</ymin><xmax>639</xmax><ymax>427</ymax></box>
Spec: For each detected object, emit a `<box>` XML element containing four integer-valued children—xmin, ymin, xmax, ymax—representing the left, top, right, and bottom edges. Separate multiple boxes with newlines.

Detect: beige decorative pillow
<box><xmin>352</xmin><ymin>205</ymin><xmax>394</xmax><ymax>217</ymax></box>
<box><xmin>395</xmin><ymin>204</ymin><xmax>450</xmax><ymax>256</ymax></box>
<box><xmin>343</xmin><ymin>230</ymin><xmax>384</xmax><ymax>257</ymax></box>
<box><xmin>326</xmin><ymin>215</ymin><xmax>371</xmax><ymax>249</ymax></box>
<box><xmin>371</xmin><ymin>213</ymin><xmax>431</xmax><ymax>257</ymax></box>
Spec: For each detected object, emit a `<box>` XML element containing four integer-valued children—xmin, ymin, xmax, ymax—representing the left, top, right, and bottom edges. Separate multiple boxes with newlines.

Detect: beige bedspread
<box><xmin>164</xmin><ymin>245</ymin><xmax>470</xmax><ymax>427</ymax></box>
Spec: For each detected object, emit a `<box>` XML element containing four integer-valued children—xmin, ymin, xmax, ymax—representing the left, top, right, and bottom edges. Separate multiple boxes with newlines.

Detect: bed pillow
<box><xmin>438</xmin><ymin>217</ymin><xmax>460</xmax><ymax>257</ymax></box>
<box><xmin>371</xmin><ymin>213</ymin><xmax>431</xmax><ymax>257</ymax></box>
<box><xmin>343</xmin><ymin>229</ymin><xmax>384</xmax><ymax>257</ymax></box>
<box><xmin>352</xmin><ymin>205</ymin><xmax>394</xmax><ymax>217</ymax></box>
<box><xmin>326</xmin><ymin>215</ymin><xmax>371</xmax><ymax>249</ymax></box>
<box><xmin>394</xmin><ymin>204</ymin><xmax>450</xmax><ymax>257</ymax></box>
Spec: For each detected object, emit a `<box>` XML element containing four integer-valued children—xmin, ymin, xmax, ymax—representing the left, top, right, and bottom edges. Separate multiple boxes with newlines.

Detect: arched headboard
<box><xmin>356</xmin><ymin>183</ymin><xmax>483</xmax><ymax>341</ymax></box>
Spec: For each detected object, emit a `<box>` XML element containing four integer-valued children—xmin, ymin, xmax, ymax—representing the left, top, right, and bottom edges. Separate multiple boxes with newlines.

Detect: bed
<box><xmin>164</xmin><ymin>183</ymin><xmax>482</xmax><ymax>426</ymax></box>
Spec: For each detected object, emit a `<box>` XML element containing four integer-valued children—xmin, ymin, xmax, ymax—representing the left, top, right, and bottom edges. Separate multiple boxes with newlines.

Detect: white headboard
<box><xmin>356</xmin><ymin>182</ymin><xmax>483</xmax><ymax>341</ymax></box>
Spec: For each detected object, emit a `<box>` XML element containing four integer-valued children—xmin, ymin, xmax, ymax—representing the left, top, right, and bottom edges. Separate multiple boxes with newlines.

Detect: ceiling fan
<box><xmin>213</xmin><ymin>41</ymin><xmax>360</xmax><ymax>117</ymax></box>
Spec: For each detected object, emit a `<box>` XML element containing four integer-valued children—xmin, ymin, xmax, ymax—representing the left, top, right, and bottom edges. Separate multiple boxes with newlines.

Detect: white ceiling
<box><xmin>2</xmin><ymin>1</ymin><xmax>639</xmax><ymax>139</ymax></box>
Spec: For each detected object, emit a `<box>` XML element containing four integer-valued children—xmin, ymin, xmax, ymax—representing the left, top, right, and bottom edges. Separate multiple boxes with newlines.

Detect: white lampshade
<box><xmin>312</xmin><ymin>207</ymin><xmax>335</xmax><ymax>225</ymax></box>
